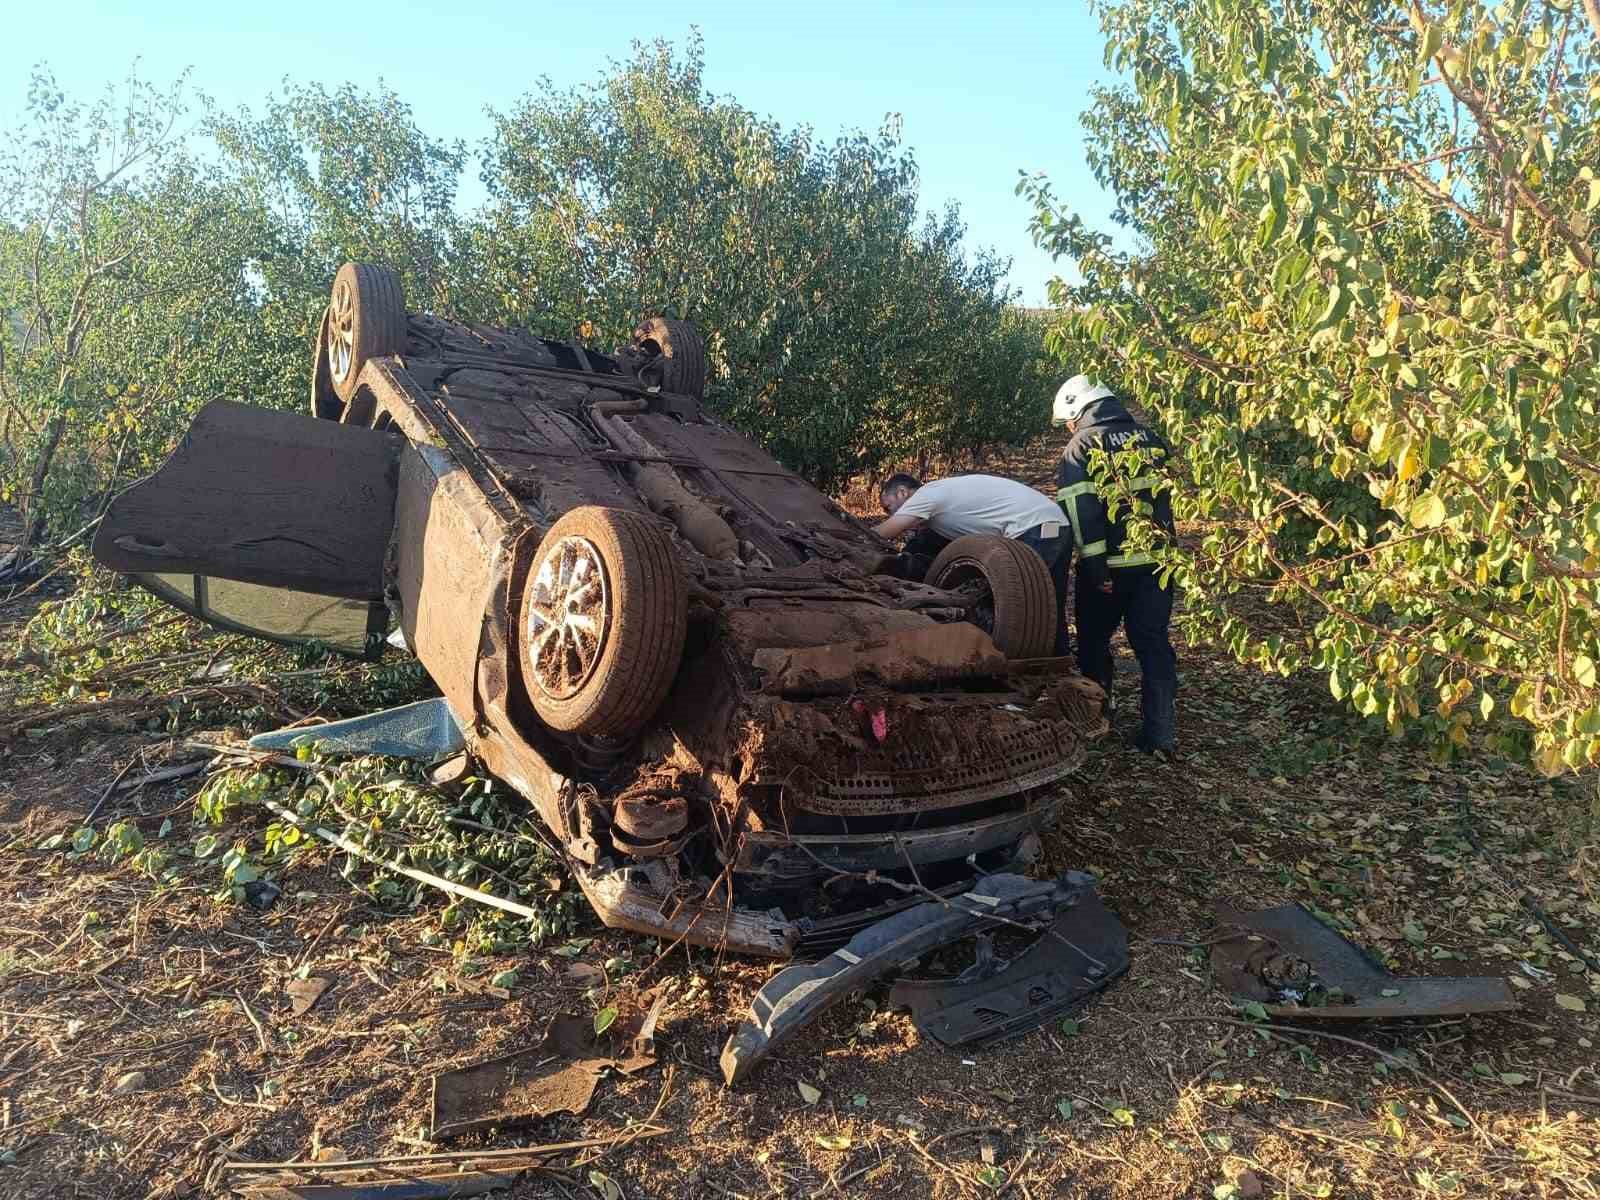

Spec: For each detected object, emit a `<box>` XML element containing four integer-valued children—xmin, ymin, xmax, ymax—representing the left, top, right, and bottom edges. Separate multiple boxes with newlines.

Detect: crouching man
<box><xmin>1052</xmin><ymin>376</ymin><xmax>1178</xmax><ymax>755</ymax></box>
<box><xmin>874</xmin><ymin>473</ymin><xmax>1071</xmax><ymax>656</ymax></box>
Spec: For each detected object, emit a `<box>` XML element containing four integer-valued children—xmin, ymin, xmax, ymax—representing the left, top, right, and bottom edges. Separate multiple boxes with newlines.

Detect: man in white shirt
<box><xmin>873</xmin><ymin>473</ymin><xmax>1070</xmax><ymax>655</ymax></box>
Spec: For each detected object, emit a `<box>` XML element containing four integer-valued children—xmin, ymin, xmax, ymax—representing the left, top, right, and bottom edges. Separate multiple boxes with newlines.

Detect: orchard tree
<box><xmin>0</xmin><ymin>69</ymin><xmax>279</xmax><ymax>544</ymax></box>
<box><xmin>478</xmin><ymin>36</ymin><xmax>1043</xmax><ymax>489</ymax></box>
<box><xmin>1027</xmin><ymin>0</ymin><xmax>1600</xmax><ymax>775</ymax></box>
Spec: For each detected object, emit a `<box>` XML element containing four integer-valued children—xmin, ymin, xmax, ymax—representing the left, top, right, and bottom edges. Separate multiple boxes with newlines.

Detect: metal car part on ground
<box><xmin>720</xmin><ymin>872</ymin><xmax>1127</xmax><ymax>1084</ymax></box>
<box><xmin>428</xmin><ymin>993</ymin><xmax>664</xmax><ymax>1139</ymax></box>
<box><xmin>93</xmin><ymin>262</ymin><xmax>1108</xmax><ymax>955</ymax></box>
<box><xmin>1210</xmin><ymin>903</ymin><xmax>1518</xmax><ymax>1019</ymax></box>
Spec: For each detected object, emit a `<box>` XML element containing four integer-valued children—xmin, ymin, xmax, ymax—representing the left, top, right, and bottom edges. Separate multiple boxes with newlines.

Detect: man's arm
<box><xmin>1056</xmin><ymin>445</ymin><xmax>1112</xmax><ymax>591</ymax></box>
<box><xmin>873</xmin><ymin>512</ymin><xmax>925</xmax><ymax>539</ymax></box>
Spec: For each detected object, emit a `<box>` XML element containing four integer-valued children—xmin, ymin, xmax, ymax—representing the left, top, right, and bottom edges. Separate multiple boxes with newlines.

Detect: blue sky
<box><xmin>1</xmin><ymin>0</ymin><xmax>1122</xmax><ymax>305</ymax></box>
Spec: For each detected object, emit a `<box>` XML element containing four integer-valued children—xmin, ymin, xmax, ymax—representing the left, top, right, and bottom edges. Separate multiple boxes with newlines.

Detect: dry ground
<box><xmin>2</xmin><ymin>447</ymin><xmax>1599</xmax><ymax>1200</ymax></box>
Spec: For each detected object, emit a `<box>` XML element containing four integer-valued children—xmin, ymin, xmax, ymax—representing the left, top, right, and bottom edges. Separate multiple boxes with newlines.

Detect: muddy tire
<box><xmin>518</xmin><ymin>506</ymin><xmax>688</xmax><ymax>738</ymax></box>
<box><xmin>632</xmin><ymin>316</ymin><xmax>707</xmax><ymax>398</ymax></box>
<box><xmin>927</xmin><ymin>534</ymin><xmax>1056</xmax><ymax>659</ymax></box>
<box><xmin>310</xmin><ymin>307</ymin><xmax>342</xmax><ymax>420</ymax></box>
<box><xmin>327</xmin><ymin>262</ymin><xmax>406</xmax><ymax>404</ymax></box>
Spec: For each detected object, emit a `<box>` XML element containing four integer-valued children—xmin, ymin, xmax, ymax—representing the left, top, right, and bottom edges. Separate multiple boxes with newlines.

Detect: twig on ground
<box><xmin>234</xmin><ymin>991</ymin><xmax>271</xmax><ymax>1057</ymax></box>
<box><xmin>85</xmin><ymin>756</ymin><xmax>139</xmax><ymax>824</ymax></box>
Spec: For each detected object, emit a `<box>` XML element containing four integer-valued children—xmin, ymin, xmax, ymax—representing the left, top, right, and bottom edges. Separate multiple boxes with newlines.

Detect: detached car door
<box><xmin>93</xmin><ymin>399</ymin><xmax>401</xmax><ymax>658</ymax></box>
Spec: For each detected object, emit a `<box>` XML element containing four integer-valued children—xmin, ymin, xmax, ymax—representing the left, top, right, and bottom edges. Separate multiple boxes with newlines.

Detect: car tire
<box><xmin>518</xmin><ymin>506</ymin><xmax>688</xmax><ymax>738</ymax></box>
<box><xmin>632</xmin><ymin>316</ymin><xmax>707</xmax><ymax>398</ymax></box>
<box><xmin>310</xmin><ymin>307</ymin><xmax>342</xmax><ymax>420</ymax></box>
<box><xmin>327</xmin><ymin>262</ymin><xmax>406</xmax><ymax>405</ymax></box>
<box><xmin>927</xmin><ymin>534</ymin><xmax>1056</xmax><ymax>659</ymax></box>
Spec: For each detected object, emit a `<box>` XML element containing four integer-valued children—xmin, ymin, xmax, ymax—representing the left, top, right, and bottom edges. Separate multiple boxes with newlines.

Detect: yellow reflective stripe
<box><xmin>1056</xmin><ymin>482</ymin><xmax>1095</xmax><ymax>502</ymax></box>
<box><xmin>1108</xmin><ymin>551</ymin><xmax>1156</xmax><ymax>568</ymax></box>
<box><xmin>1081</xmin><ymin>539</ymin><xmax>1108</xmax><ymax>557</ymax></box>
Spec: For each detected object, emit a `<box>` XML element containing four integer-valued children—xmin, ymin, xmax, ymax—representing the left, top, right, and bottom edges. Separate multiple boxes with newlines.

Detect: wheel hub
<box><xmin>525</xmin><ymin>535</ymin><xmax>610</xmax><ymax>700</ymax></box>
<box><xmin>328</xmin><ymin>280</ymin><xmax>355</xmax><ymax>384</ymax></box>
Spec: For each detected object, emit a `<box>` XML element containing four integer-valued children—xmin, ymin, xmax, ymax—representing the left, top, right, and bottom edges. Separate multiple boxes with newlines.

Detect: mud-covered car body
<box><xmin>95</xmin><ymin>265</ymin><xmax>1106</xmax><ymax>957</ymax></box>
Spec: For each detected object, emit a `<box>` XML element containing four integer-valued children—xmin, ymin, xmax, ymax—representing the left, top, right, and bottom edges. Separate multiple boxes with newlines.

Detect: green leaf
<box><xmin>1060</xmin><ymin>1017</ymin><xmax>1081</xmax><ymax>1036</ymax></box>
<box><xmin>1417</xmin><ymin>23</ymin><xmax>1443</xmax><ymax>64</ymax></box>
<box><xmin>1056</xmin><ymin>1098</ymin><xmax>1075</xmax><ymax>1119</ymax></box>
<box><xmin>816</xmin><ymin>1133</ymin><xmax>853</xmax><ymax>1151</ymax></box>
<box><xmin>1499</xmin><ymin>1072</ymin><xmax>1530</xmax><ymax>1086</ymax></box>
<box><xmin>491</xmin><ymin>969</ymin><xmax>519</xmax><ymax>989</ymax></box>
<box><xmin>1573</xmin><ymin>656</ymin><xmax>1597</xmax><ymax>690</ymax></box>
<box><xmin>797</xmin><ymin>1081</ymin><xmax>822</xmax><ymax>1105</ymax></box>
<box><xmin>1242</xmin><ymin>1001</ymin><xmax>1268</xmax><ymax>1021</ymax></box>
<box><xmin>1110</xmin><ymin>1107</ymin><xmax>1136</xmax><ymax>1127</ymax></box>
<box><xmin>194</xmin><ymin>834</ymin><xmax>220</xmax><ymax>859</ymax></box>
<box><xmin>1554</xmin><ymin>994</ymin><xmax>1587</xmax><ymax>1012</ymax></box>
<box><xmin>593</xmin><ymin>1006</ymin><xmax>617</xmax><ymax>1036</ymax></box>
<box><xmin>71</xmin><ymin>827</ymin><xmax>96</xmax><ymax>853</ymax></box>
<box><xmin>1409</xmin><ymin>493</ymin><xmax>1446</xmax><ymax>528</ymax></box>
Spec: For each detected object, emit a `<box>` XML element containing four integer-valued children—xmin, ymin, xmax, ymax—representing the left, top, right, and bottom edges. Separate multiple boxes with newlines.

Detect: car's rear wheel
<box><xmin>310</xmin><ymin>307</ymin><xmax>342</xmax><ymax>420</ymax></box>
<box><xmin>632</xmin><ymin>316</ymin><xmax>707</xmax><ymax>398</ymax></box>
<box><xmin>327</xmin><ymin>262</ymin><xmax>406</xmax><ymax>405</ymax></box>
<box><xmin>927</xmin><ymin>535</ymin><xmax>1056</xmax><ymax>659</ymax></box>
<box><xmin>518</xmin><ymin>506</ymin><xmax>688</xmax><ymax>738</ymax></box>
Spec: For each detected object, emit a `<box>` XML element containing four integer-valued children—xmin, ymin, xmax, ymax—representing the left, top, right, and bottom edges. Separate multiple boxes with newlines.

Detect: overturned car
<box><xmin>94</xmin><ymin>263</ymin><xmax>1109</xmax><ymax>972</ymax></box>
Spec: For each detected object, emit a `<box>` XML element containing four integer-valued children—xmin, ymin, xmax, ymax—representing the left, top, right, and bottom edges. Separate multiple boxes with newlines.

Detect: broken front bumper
<box><xmin>720</xmin><ymin>871</ymin><xmax>1128</xmax><ymax>1084</ymax></box>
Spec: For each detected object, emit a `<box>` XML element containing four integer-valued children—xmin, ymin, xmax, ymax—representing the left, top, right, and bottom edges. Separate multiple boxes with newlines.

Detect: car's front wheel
<box><xmin>927</xmin><ymin>535</ymin><xmax>1056</xmax><ymax>659</ymax></box>
<box><xmin>517</xmin><ymin>506</ymin><xmax>688</xmax><ymax>738</ymax></box>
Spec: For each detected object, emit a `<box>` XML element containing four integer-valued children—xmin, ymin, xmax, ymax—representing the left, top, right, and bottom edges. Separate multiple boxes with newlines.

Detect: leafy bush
<box><xmin>1028</xmin><ymin>0</ymin><xmax>1600</xmax><ymax>776</ymax></box>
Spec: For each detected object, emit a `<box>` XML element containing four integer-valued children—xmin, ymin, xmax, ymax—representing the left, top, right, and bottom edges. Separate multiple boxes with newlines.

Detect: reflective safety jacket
<box><xmin>1054</xmin><ymin>395</ymin><xmax>1176</xmax><ymax>588</ymax></box>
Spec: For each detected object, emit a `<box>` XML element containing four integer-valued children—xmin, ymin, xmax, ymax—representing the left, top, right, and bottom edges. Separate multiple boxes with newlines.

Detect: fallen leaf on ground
<box><xmin>1554</xmin><ymin>994</ymin><xmax>1587</xmax><ymax>1012</ymax></box>
<box><xmin>797</xmin><ymin>1081</ymin><xmax>822</xmax><ymax>1104</ymax></box>
<box><xmin>286</xmin><ymin>976</ymin><xmax>331</xmax><ymax>1017</ymax></box>
<box><xmin>110</xmin><ymin>1070</ymin><xmax>147</xmax><ymax>1096</ymax></box>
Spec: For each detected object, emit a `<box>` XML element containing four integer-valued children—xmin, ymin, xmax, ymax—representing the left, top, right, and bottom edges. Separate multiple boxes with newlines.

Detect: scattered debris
<box><xmin>222</xmin><ymin>1131</ymin><xmax>668</xmax><ymax>1200</ymax></box>
<box><xmin>428</xmin><ymin>994</ymin><xmax>664</xmax><ymax>1139</ymax></box>
<box><xmin>247</xmin><ymin>697</ymin><xmax>464</xmax><ymax>760</ymax></box>
<box><xmin>720</xmin><ymin>873</ymin><xmax>1124</xmax><ymax>1084</ymax></box>
<box><xmin>1211</xmin><ymin>903</ymin><xmax>1518</xmax><ymax>1019</ymax></box>
<box><xmin>243</xmin><ymin>880</ymin><xmax>283</xmax><ymax>910</ymax></box>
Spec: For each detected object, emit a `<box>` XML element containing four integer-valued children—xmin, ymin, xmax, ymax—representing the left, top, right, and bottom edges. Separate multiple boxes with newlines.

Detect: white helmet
<box><xmin>1053</xmin><ymin>374</ymin><xmax>1114</xmax><ymax>425</ymax></box>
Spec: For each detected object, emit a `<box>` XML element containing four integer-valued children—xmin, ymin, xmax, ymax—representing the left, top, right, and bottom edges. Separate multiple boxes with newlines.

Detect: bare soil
<box><xmin>3</xmin><ymin>446</ymin><xmax>1598</xmax><ymax>1199</ymax></box>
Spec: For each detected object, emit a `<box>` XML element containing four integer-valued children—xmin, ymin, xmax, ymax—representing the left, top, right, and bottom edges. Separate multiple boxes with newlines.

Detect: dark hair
<box><xmin>878</xmin><ymin>473</ymin><xmax>923</xmax><ymax>498</ymax></box>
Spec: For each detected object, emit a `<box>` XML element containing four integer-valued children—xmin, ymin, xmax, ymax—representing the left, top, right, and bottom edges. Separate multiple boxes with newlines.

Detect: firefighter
<box><xmin>875</xmin><ymin>472</ymin><xmax>1071</xmax><ymax>655</ymax></box>
<box><xmin>1052</xmin><ymin>375</ymin><xmax>1178</xmax><ymax>754</ymax></box>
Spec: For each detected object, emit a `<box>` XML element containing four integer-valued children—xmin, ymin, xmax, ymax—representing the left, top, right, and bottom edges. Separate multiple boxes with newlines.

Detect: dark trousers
<box><xmin>1076</xmin><ymin>565</ymin><xmax>1177</xmax><ymax>748</ymax></box>
<box><xmin>1014</xmin><ymin>524</ymin><xmax>1071</xmax><ymax>657</ymax></box>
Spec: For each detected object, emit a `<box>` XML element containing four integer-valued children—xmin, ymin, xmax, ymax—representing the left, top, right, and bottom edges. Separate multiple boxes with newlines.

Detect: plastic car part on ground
<box><xmin>246</xmin><ymin>697</ymin><xmax>465</xmax><ymax>759</ymax></box>
<box><xmin>719</xmin><ymin>871</ymin><xmax>1125</xmax><ymax>1084</ymax></box>
<box><xmin>1210</xmin><ymin>902</ymin><xmax>1518</xmax><ymax>1019</ymax></box>
<box><xmin>888</xmin><ymin>880</ymin><xmax>1129</xmax><ymax>1046</ymax></box>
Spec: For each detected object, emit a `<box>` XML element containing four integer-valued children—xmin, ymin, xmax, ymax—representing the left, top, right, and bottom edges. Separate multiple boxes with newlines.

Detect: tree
<box><xmin>0</xmin><ymin>69</ymin><xmax>240</xmax><ymax>543</ymax></box>
<box><xmin>478</xmin><ymin>37</ymin><xmax>1044</xmax><ymax>489</ymax></box>
<box><xmin>1026</xmin><ymin>0</ymin><xmax>1600</xmax><ymax>774</ymax></box>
